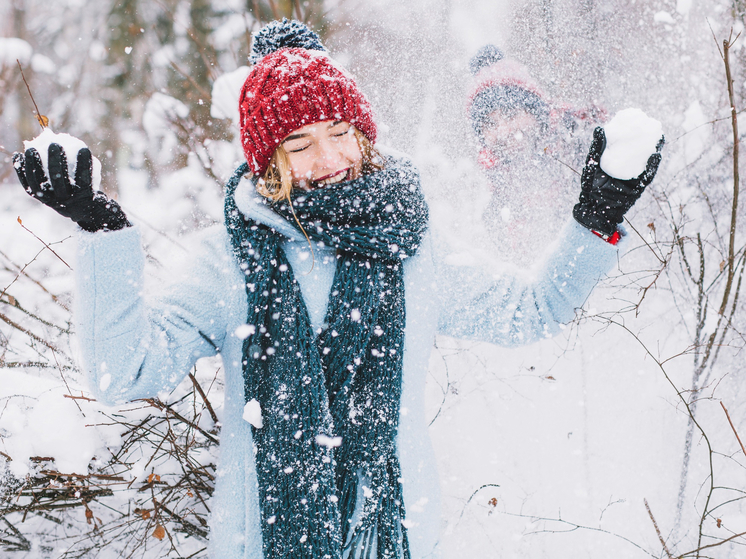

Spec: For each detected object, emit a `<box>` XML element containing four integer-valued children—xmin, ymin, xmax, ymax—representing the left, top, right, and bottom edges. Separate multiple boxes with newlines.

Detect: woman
<box><xmin>12</xmin><ymin>19</ymin><xmax>661</xmax><ymax>559</ymax></box>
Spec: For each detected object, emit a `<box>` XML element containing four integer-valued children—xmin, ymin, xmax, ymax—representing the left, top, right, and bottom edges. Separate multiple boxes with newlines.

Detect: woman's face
<box><xmin>482</xmin><ymin>108</ymin><xmax>540</xmax><ymax>158</ymax></box>
<box><xmin>280</xmin><ymin>120</ymin><xmax>363</xmax><ymax>190</ymax></box>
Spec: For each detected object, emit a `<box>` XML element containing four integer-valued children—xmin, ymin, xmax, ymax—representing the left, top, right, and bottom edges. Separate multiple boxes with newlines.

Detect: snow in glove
<box><xmin>13</xmin><ymin>144</ymin><xmax>131</xmax><ymax>233</ymax></box>
<box><xmin>573</xmin><ymin>127</ymin><xmax>664</xmax><ymax>237</ymax></box>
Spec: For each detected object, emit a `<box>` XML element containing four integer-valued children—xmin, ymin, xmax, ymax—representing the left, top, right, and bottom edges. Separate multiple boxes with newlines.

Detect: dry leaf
<box><xmin>153</xmin><ymin>524</ymin><xmax>166</xmax><ymax>540</ymax></box>
<box><xmin>488</xmin><ymin>497</ymin><xmax>498</xmax><ymax>507</ymax></box>
<box><xmin>187</xmin><ymin>491</ymin><xmax>193</xmax><ymax>497</ymax></box>
<box><xmin>717</xmin><ymin>518</ymin><xmax>722</xmax><ymax>528</ymax></box>
<box><xmin>647</xmin><ymin>222</ymin><xmax>655</xmax><ymax>232</ymax></box>
<box><xmin>720</xmin><ymin>260</ymin><xmax>726</xmax><ymax>273</ymax></box>
<box><xmin>8</xmin><ymin>295</ymin><xmax>16</xmax><ymax>306</ymax></box>
<box><xmin>147</xmin><ymin>473</ymin><xmax>161</xmax><ymax>483</ymax></box>
<box><xmin>17</xmin><ymin>217</ymin><xmax>22</xmax><ymax>225</ymax></box>
<box><xmin>141</xmin><ymin>510</ymin><xmax>151</xmax><ymax>520</ymax></box>
<box><xmin>85</xmin><ymin>507</ymin><xmax>93</xmax><ymax>524</ymax></box>
<box><xmin>545</xmin><ymin>375</ymin><xmax>556</xmax><ymax>381</ymax></box>
<box><xmin>36</xmin><ymin>114</ymin><xmax>49</xmax><ymax>128</ymax></box>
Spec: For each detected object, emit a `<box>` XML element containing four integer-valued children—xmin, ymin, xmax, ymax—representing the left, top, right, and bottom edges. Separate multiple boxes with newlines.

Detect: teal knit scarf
<box><xmin>224</xmin><ymin>157</ymin><xmax>429</xmax><ymax>559</ymax></box>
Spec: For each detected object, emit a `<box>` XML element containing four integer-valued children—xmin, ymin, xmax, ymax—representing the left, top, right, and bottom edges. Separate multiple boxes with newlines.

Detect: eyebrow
<box><xmin>282</xmin><ymin>121</ymin><xmax>345</xmax><ymax>143</ymax></box>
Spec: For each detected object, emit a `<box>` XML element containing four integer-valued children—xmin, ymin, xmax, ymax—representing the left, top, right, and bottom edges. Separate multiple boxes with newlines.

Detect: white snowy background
<box><xmin>1</xmin><ymin>0</ymin><xmax>746</xmax><ymax>557</ymax></box>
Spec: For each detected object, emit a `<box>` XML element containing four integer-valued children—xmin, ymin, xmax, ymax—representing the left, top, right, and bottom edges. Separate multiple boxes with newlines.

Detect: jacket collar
<box><xmin>233</xmin><ymin>176</ymin><xmax>305</xmax><ymax>242</ymax></box>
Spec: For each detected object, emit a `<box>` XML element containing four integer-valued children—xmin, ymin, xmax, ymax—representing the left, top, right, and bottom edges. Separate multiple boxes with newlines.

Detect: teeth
<box><xmin>317</xmin><ymin>170</ymin><xmax>348</xmax><ymax>186</ymax></box>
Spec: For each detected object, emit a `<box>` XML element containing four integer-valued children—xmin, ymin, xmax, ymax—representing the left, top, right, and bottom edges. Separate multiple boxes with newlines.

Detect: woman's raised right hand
<box><xmin>13</xmin><ymin>143</ymin><xmax>131</xmax><ymax>232</ymax></box>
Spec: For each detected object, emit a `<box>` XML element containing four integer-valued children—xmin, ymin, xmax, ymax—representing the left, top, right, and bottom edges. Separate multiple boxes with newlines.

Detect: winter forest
<box><xmin>1</xmin><ymin>0</ymin><xmax>745</xmax><ymax>557</ymax></box>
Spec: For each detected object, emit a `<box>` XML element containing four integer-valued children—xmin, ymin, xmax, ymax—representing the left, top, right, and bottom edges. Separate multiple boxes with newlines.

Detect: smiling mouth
<box><xmin>313</xmin><ymin>168</ymin><xmax>350</xmax><ymax>187</ymax></box>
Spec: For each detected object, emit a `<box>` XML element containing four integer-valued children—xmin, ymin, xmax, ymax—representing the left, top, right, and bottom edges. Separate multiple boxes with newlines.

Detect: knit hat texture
<box><xmin>239</xmin><ymin>19</ymin><xmax>377</xmax><ymax>176</ymax></box>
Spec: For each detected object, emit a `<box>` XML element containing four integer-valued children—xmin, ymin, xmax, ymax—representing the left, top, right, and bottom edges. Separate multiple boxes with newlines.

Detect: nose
<box><xmin>316</xmin><ymin>137</ymin><xmax>345</xmax><ymax>169</ymax></box>
<box><xmin>494</xmin><ymin>120</ymin><xmax>514</xmax><ymax>140</ymax></box>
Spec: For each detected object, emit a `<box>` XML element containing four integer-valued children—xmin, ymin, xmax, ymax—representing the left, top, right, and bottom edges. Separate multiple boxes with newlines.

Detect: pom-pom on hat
<box><xmin>239</xmin><ymin>19</ymin><xmax>377</xmax><ymax>176</ymax></box>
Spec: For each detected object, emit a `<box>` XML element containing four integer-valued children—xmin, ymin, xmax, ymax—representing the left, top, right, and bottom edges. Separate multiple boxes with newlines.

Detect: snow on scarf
<box><xmin>224</xmin><ymin>156</ymin><xmax>429</xmax><ymax>559</ymax></box>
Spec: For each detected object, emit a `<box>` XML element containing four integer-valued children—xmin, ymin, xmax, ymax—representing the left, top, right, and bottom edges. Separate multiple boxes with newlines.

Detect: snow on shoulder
<box><xmin>600</xmin><ymin>108</ymin><xmax>663</xmax><ymax>180</ymax></box>
<box><xmin>24</xmin><ymin>128</ymin><xmax>103</xmax><ymax>190</ymax></box>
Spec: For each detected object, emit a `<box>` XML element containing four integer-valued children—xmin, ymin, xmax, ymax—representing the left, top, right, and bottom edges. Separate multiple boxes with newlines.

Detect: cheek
<box><xmin>287</xmin><ymin>154</ymin><xmax>313</xmax><ymax>180</ymax></box>
<box><xmin>342</xmin><ymin>137</ymin><xmax>363</xmax><ymax>165</ymax></box>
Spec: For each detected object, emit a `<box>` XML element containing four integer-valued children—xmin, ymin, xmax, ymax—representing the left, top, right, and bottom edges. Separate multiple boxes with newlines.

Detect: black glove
<box><xmin>13</xmin><ymin>143</ymin><xmax>131</xmax><ymax>233</ymax></box>
<box><xmin>573</xmin><ymin>127</ymin><xmax>664</xmax><ymax>237</ymax></box>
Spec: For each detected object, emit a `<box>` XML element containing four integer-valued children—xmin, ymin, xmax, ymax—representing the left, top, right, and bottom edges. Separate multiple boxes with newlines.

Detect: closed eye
<box><xmin>287</xmin><ymin>144</ymin><xmax>310</xmax><ymax>153</ymax></box>
<box><xmin>331</xmin><ymin>127</ymin><xmax>352</xmax><ymax>138</ymax></box>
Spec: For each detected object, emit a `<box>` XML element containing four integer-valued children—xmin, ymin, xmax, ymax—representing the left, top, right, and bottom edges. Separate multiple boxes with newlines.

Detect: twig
<box><xmin>168</xmin><ymin>60</ymin><xmax>212</xmax><ymax>101</ymax></box>
<box><xmin>645</xmin><ymin>498</ymin><xmax>673</xmax><ymax>559</ymax></box>
<box><xmin>720</xmin><ymin>401</ymin><xmax>746</xmax><ymax>458</ymax></box>
<box><xmin>16</xmin><ymin>60</ymin><xmax>46</xmax><ymax>130</ymax></box>
<box><xmin>693</xmin><ymin>30</ymin><xmax>743</xmax><ymax>375</ymax></box>
<box><xmin>0</xmin><ymin>311</ymin><xmax>64</xmax><ymax>354</ymax></box>
<box><xmin>719</xmin><ymin>31</ymin><xmax>740</xmax><ymax>317</ymax></box>
<box><xmin>141</xmin><ymin>399</ymin><xmax>219</xmax><ymax>444</ymax></box>
<box><xmin>189</xmin><ymin>372</ymin><xmax>219</xmax><ymax>425</ymax></box>
<box><xmin>51</xmin><ymin>350</ymin><xmax>83</xmax><ymax>414</ymax></box>
<box><xmin>676</xmin><ymin>529</ymin><xmax>746</xmax><ymax>557</ymax></box>
<box><xmin>544</xmin><ymin>147</ymin><xmax>581</xmax><ymax>176</ymax></box>
<box><xmin>16</xmin><ymin>218</ymin><xmax>72</xmax><ymax>270</ymax></box>
<box><xmin>64</xmin><ymin>393</ymin><xmax>97</xmax><ymax>403</ymax></box>
<box><xmin>0</xmin><ymin>247</ymin><xmax>71</xmax><ymax>311</ymax></box>
<box><xmin>604</xmin><ymin>318</ymin><xmax>715</xmax><ymax>557</ymax></box>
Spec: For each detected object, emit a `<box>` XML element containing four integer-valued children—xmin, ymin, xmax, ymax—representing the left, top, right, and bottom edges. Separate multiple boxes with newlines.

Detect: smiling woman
<box><xmin>11</xmin><ymin>17</ymin><xmax>662</xmax><ymax>559</ymax></box>
<box><xmin>257</xmin><ymin>121</ymin><xmax>384</xmax><ymax>201</ymax></box>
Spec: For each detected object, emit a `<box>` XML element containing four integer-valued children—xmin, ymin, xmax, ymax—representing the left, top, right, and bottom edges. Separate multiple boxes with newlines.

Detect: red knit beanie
<box><xmin>239</xmin><ymin>21</ymin><xmax>377</xmax><ymax>176</ymax></box>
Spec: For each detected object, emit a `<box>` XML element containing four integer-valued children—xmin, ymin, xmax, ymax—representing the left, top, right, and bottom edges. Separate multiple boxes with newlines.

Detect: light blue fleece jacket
<box><xmin>75</xmin><ymin>175</ymin><xmax>621</xmax><ymax>559</ymax></box>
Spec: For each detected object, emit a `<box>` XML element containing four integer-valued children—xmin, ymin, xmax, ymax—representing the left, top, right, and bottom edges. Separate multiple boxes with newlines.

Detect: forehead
<box><xmin>283</xmin><ymin>120</ymin><xmax>347</xmax><ymax>140</ymax></box>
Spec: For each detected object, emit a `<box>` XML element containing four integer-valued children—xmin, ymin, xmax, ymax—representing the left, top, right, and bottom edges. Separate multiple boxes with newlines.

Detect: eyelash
<box><xmin>288</xmin><ymin>145</ymin><xmax>309</xmax><ymax>153</ymax></box>
<box><xmin>286</xmin><ymin>129</ymin><xmax>351</xmax><ymax>152</ymax></box>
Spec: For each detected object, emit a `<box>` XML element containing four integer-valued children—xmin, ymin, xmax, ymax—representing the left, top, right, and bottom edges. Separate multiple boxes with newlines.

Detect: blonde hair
<box><xmin>255</xmin><ymin>128</ymin><xmax>384</xmax><ymax>202</ymax></box>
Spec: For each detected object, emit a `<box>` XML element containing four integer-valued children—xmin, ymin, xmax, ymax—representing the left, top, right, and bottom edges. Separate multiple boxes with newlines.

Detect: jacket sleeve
<box><xmin>75</xmin><ymin>226</ymin><xmax>232</xmax><ymax>405</ymax></box>
<box><xmin>436</xmin><ymin>220</ymin><xmax>620</xmax><ymax>346</ymax></box>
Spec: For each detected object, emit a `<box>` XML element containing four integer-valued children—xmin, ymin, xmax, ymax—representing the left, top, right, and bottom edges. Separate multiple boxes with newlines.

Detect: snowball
<box><xmin>235</xmin><ymin>323</ymin><xmax>256</xmax><ymax>340</ymax></box>
<box><xmin>0</xmin><ymin>37</ymin><xmax>32</xmax><ymax>67</ymax></box>
<box><xmin>315</xmin><ymin>434</ymin><xmax>342</xmax><ymax>448</ymax></box>
<box><xmin>600</xmin><ymin>108</ymin><xmax>663</xmax><ymax>180</ymax></box>
<box><xmin>243</xmin><ymin>398</ymin><xmax>263</xmax><ymax>428</ymax></box>
<box><xmin>210</xmin><ymin>66</ymin><xmax>251</xmax><ymax>124</ymax></box>
<box><xmin>24</xmin><ymin>128</ymin><xmax>103</xmax><ymax>190</ymax></box>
